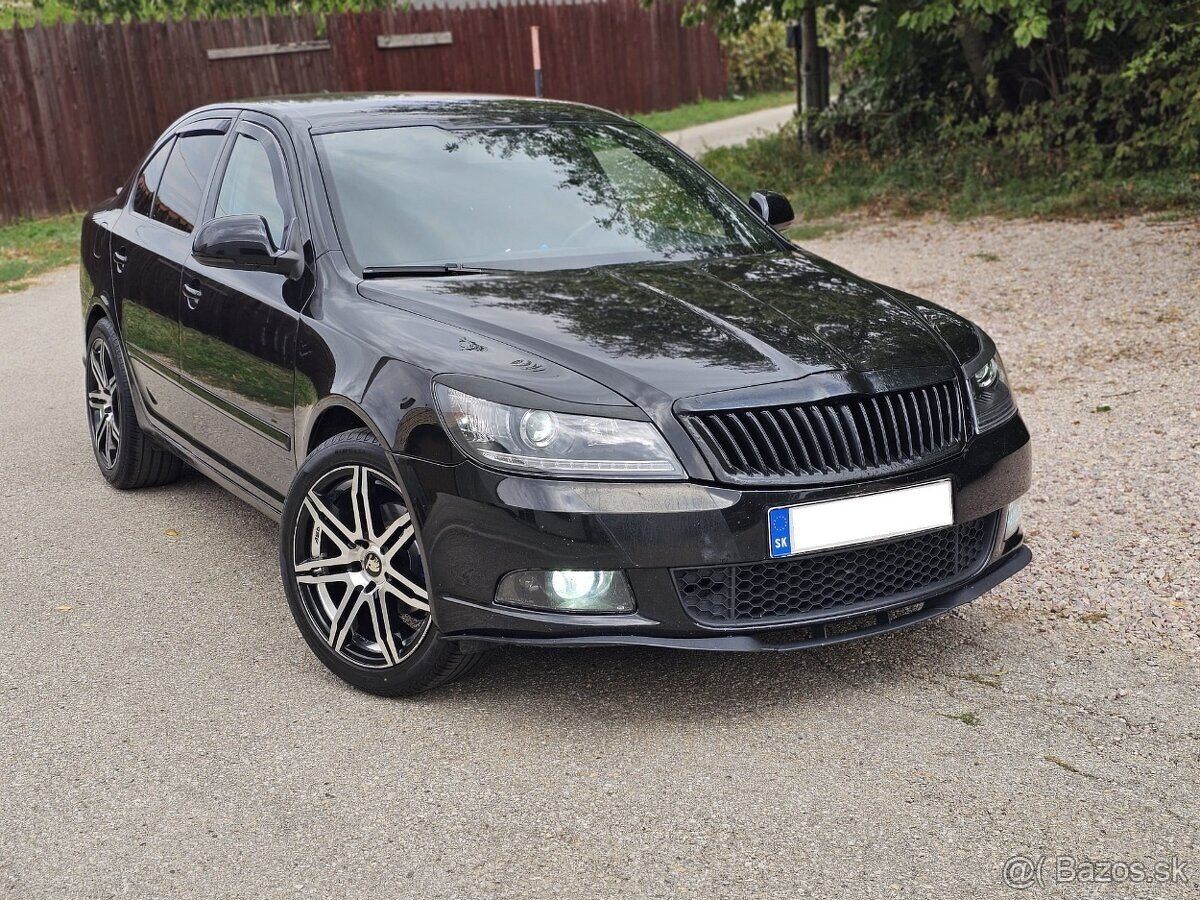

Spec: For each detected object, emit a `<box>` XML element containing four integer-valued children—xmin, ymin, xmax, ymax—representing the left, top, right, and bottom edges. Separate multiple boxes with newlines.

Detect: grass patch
<box><xmin>701</xmin><ymin>130</ymin><xmax>1200</xmax><ymax>224</ymax></box>
<box><xmin>1044</xmin><ymin>755</ymin><xmax>1095</xmax><ymax>778</ymax></box>
<box><xmin>942</xmin><ymin>711</ymin><xmax>982</xmax><ymax>727</ymax></box>
<box><xmin>958</xmin><ymin>671</ymin><xmax>1005</xmax><ymax>690</ymax></box>
<box><xmin>785</xmin><ymin>221</ymin><xmax>849</xmax><ymax>241</ymax></box>
<box><xmin>0</xmin><ymin>213</ymin><xmax>81</xmax><ymax>294</ymax></box>
<box><xmin>631</xmin><ymin>91</ymin><xmax>793</xmax><ymax>134</ymax></box>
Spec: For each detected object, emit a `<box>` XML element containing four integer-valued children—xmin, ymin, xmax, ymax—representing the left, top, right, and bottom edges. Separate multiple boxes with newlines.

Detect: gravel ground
<box><xmin>1</xmin><ymin>217</ymin><xmax>1197</xmax><ymax>899</ymax></box>
<box><xmin>807</xmin><ymin>215</ymin><xmax>1200</xmax><ymax>653</ymax></box>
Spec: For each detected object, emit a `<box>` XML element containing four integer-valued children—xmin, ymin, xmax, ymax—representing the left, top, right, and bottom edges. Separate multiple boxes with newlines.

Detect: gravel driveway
<box><xmin>1</xmin><ymin>217</ymin><xmax>1196</xmax><ymax>898</ymax></box>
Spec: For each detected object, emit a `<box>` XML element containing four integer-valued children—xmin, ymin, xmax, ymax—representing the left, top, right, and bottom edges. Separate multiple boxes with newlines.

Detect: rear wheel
<box><xmin>85</xmin><ymin>317</ymin><xmax>184</xmax><ymax>489</ymax></box>
<box><xmin>279</xmin><ymin>428</ymin><xmax>483</xmax><ymax>695</ymax></box>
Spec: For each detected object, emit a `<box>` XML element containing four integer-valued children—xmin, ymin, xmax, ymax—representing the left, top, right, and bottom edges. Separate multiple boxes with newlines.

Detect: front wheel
<box><xmin>279</xmin><ymin>428</ymin><xmax>483</xmax><ymax>696</ymax></box>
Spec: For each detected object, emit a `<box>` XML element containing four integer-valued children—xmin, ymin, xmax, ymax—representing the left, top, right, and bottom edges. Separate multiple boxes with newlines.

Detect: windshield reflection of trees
<box><xmin>438</xmin><ymin>124</ymin><xmax>773</xmax><ymax>259</ymax></box>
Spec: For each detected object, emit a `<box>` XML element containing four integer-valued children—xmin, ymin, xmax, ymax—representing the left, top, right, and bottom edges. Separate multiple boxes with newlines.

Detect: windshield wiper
<box><xmin>362</xmin><ymin>263</ymin><xmax>515</xmax><ymax>278</ymax></box>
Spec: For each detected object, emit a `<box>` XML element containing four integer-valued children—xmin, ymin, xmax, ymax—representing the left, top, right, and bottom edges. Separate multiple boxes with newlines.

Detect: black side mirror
<box><xmin>192</xmin><ymin>215</ymin><xmax>304</xmax><ymax>280</ymax></box>
<box><xmin>747</xmin><ymin>190</ymin><xmax>795</xmax><ymax>227</ymax></box>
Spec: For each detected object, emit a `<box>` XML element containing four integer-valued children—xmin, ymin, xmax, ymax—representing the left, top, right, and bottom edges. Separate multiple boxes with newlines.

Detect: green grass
<box><xmin>700</xmin><ymin>129</ymin><xmax>1200</xmax><ymax>235</ymax></box>
<box><xmin>630</xmin><ymin>91</ymin><xmax>794</xmax><ymax>134</ymax></box>
<box><xmin>1044</xmin><ymin>755</ymin><xmax>1095</xmax><ymax>778</ymax></box>
<box><xmin>2</xmin><ymin>0</ymin><xmax>77</xmax><ymax>27</ymax></box>
<box><xmin>0</xmin><ymin>213</ymin><xmax>81</xmax><ymax>294</ymax></box>
<box><xmin>942</xmin><ymin>711</ymin><xmax>983</xmax><ymax>727</ymax></box>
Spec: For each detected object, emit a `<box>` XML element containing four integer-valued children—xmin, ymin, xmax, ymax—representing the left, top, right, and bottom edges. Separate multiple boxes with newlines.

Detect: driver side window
<box><xmin>215</xmin><ymin>132</ymin><xmax>291</xmax><ymax>248</ymax></box>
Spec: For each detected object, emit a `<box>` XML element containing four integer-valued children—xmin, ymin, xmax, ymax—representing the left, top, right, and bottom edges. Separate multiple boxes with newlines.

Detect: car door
<box><xmin>109</xmin><ymin>119</ymin><xmax>229</xmax><ymax>426</ymax></box>
<box><xmin>178</xmin><ymin>118</ymin><xmax>307</xmax><ymax>498</ymax></box>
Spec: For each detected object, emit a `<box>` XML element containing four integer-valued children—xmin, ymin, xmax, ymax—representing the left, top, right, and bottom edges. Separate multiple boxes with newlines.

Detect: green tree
<box><xmin>677</xmin><ymin>0</ymin><xmax>1199</xmax><ymax>170</ymax></box>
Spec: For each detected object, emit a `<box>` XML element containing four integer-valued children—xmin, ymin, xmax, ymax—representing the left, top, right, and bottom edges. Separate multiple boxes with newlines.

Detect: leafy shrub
<box><xmin>721</xmin><ymin>13</ymin><xmax>794</xmax><ymax>96</ymax></box>
<box><xmin>683</xmin><ymin>0</ymin><xmax>1199</xmax><ymax>178</ymax></box>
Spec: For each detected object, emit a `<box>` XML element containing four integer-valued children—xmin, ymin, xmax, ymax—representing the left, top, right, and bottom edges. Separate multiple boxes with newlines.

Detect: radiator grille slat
<box><xmin>674</xmin><ymin>514</ymin><xmax>996</xmax><ymax>626</ymax></box>
<box><xmin>682</xmin><ymin>381</ymin><xmax>965</xmax><ymax>483</ymax></box>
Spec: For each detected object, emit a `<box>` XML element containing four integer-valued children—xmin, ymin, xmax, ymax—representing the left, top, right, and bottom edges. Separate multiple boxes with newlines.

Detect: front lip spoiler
<box><xmin>446</xmin><ymin>545</ymin><xmax>1032</xmax><ymax>653</ymax></box>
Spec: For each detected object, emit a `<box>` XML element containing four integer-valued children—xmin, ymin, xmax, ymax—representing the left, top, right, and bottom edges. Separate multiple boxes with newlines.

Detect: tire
<box><xmin>279</xmin><ymin>428</ymin><xmax>484</xmax><ymax>696</ymax></box>
<box><xmin>85</xmin><ymin>317</ymin><xmax>185</xmax><ymax>490</ymax></box>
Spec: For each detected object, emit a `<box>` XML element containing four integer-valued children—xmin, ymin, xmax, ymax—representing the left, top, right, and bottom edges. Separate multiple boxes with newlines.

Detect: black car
<box><xmin>80</xmin><ymin>94</ymin><xmax>1031</xmax><ymax>695</ymax></box>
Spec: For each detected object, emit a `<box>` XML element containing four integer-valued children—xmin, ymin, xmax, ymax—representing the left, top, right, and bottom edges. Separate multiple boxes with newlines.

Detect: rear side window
<box><xmin>151</xmin><ymin>132</ymin><xmax>225</xmax><ymax>233</ymax></box>
<box><xmin>215</xmin><ymin>133</ymin><xmax>291</xmax><ymax>248</ymax></box>
<box><xmin>131</xmin><ymin>140</ymin><xmax>171</xmax><ymax>218</ymax></box>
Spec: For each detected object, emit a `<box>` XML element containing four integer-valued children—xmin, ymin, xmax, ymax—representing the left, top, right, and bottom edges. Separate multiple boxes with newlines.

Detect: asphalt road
<box><xmin>2</xmin><ymin>221</ymin><xmax>1197</xmax><ymax>898</ymax></box>
<box><xmin>665</xmin><ymin>105</ymin><xmax>796</xmax><ymax>157</ymax></box>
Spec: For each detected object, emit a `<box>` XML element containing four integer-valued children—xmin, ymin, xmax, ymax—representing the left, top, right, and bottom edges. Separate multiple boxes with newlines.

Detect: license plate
<box><xmin>768</xmin><ymin>480</ymin><xmax>954</xmax><ymax>558</ymax></box>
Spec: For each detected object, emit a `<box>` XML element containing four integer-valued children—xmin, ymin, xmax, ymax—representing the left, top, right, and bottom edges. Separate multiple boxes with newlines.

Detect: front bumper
<box><xmin>394</xmin><ymin>412</ymin><xmax>1032</xmax><ymax>650</ymax></box>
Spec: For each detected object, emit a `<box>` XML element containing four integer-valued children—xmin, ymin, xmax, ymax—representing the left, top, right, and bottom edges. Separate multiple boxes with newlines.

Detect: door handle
<box><xmin>182</xmin><ymin>280</ymin><xmax>202</xmax><ymax>309</ymax></box>
<box><xmin>113</xmin><ymin>247</ymin><xmax>128</xmax><ymax>274</ymax></box>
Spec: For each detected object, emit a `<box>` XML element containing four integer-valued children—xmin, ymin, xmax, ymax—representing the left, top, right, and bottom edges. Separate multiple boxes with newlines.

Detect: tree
<box><xmin>677</xmin><ymin>0</ymin><xmax>1199</xmax><ymax>168</ymax></box>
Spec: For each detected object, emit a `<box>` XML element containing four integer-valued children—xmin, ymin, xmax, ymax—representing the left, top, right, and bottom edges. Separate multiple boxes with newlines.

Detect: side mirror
<box><xmin>192</xmin><ymin>215</ymin><xmax>304</xmax><ymax>280</ymax></box>
<box><xmin>747</xmin><ymin>190</ymin><xmax>795</xmax><ymax>227</ymax></box>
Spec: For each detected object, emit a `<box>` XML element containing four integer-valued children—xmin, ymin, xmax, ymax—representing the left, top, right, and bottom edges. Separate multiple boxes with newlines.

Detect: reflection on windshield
<box><xmin>316</xmin><ymin>123</ymin><xmax>779</xmax><ymax>271</ymax></box>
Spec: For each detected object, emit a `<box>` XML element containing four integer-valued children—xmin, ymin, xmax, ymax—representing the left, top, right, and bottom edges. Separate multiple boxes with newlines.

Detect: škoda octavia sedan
<box><xmin>80</xmin><ymin>95</ymin><xmax>1031</xmax><ymax>694</ymax></box>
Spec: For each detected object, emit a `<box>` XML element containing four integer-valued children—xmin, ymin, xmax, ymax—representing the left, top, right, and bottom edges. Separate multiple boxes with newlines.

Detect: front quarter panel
<box><xmin>296</xmin><ymin>253</ymin><xmax>650</xmax><ymax>467</ymax></box>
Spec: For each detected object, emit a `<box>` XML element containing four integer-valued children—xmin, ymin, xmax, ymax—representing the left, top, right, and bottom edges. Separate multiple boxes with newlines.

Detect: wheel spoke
<box><xmin>88</xmin><ymin>391</ymin><xmax>109</xmax><ymax>410</ymax></box>
<box><xmin>365</xmin><ymin>593</ymin><xmax>401</xmax><ymax>666</ymax></box>
<box><xmin>330</xmin><ymin>586</ymin><xmax>367</xmax><ymax>650</ymax></box>
<box><xmin>389</xmin><ymin>570</ymin><xmax>429</xmax><ymax>601</ymax></box>
<box><xmin>381</xmin><ymin>578</ymin><xmax>429</xmax><ymax>614</ymax></box>
<box><xmin>89</xmin><ymin>350</ymin><xmax>107</xmax><ymax>388</ymax></box>
<box><xmin>96</xmin><ymin>417</ymin><xmax>116</xmax><ymax>465</ymax></box>
<box><xmin>378</xmin><ymin>515</ymin><xmax>413</xmax><ymax>556</ymax></box>
<box><xmin>296</xmin><ymin>569</ymin><xmax>358</xmax><ymax>587</ymax></box>
<box><xmin>295</xmin><ymin>550</ymin><xmax>357</xmax><ymax>576</ymax></box>
<box><xmin>304</xmin><ymin>493</ymin><xmax>357</xmax><ymax>551</ymax></box>
<box><xmin>350</xmin><ymin>466</ymin><xmax>375</xmax><ymax>543</ymax></box>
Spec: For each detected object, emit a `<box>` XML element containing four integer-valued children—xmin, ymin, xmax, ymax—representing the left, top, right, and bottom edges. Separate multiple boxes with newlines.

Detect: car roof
<box><xmin>188</xmin><ymin>93</ymin><xmax>632</xmax><ymax>133</ymax></box>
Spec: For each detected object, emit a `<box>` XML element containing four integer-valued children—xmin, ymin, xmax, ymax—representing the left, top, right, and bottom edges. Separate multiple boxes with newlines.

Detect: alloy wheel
<box><xmin>86</xmin><ymin>338</ymin><xmax>120</xmax><ymax>468</ymax></box>
<box><xmin>291</xmin><ymin>465</ymin><xmax>430</xmax><ymax>668</ymax></box>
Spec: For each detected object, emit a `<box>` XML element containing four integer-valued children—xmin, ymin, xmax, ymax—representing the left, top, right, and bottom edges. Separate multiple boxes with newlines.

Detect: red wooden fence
<box><xmin>0</xmin><ymin>0</ymin><xmax>725</xmax><ymax>224</ymax></box>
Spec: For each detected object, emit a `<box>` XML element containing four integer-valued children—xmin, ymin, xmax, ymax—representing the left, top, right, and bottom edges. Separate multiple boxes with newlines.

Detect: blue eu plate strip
<box><xmin>768</xmin><ymin>507</ymin><xmax>792</xmax><ymax>558</ymax></box>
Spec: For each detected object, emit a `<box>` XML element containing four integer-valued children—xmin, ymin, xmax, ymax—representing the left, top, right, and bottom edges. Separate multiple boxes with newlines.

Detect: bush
<box><xmin>721</xmin><ymin>13</ymin><xmax>794</xmax><ymax>96</ymax></box>
<box><xmin>701</xmin><ymin>124</ymin><xmax>1200</xmax><ymax>221</ymax></box>
<box><xmin>813</xmin><ymin>0</ymin><xmax>1200</xmax><ymax>176</ymax></box>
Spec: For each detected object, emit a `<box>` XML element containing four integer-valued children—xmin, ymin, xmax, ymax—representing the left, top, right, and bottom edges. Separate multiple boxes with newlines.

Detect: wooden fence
<box><xmin>0</xmin><ymin>0</ymin><xmax>725</xmax><ymax>224</ymax></box>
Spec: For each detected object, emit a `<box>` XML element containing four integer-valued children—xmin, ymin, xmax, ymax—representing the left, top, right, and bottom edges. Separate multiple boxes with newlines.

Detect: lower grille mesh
<box><xmin>674</xmin><ymin>515</ymin><xmax>996</xmax><ymax>626</ymax></box>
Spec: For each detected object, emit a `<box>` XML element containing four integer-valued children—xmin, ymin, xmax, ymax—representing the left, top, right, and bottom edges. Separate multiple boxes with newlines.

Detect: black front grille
<box><xmin>674</xmin><ymin>515</ymin><xmax>996</xmax><ymax>626</ymax></box>
<box><xmin>681</xmin><ymin>381</ymin><xmax>966</xmax><ymax>483</ymax></box>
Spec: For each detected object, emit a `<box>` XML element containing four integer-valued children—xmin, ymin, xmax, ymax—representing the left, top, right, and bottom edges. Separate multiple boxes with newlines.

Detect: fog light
<box><xmin>496</xmin><ymin>569</ymin><xmax>636</xmax><ymax>614</ymax></box>
<box><xmin>1003</xmin><ymin>499</ymin><xmax>1023</xmax><ymax>541</ymax></box>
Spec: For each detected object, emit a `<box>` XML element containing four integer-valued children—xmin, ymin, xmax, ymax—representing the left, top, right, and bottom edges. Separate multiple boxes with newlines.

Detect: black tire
<box><xmin>279</xmin><ymin>427</ymin><xmax>484</xmax><ymax>696</ymax></box>
<box><xmin>85</xmin><ymin>317</ymin><xmax>185</xmax><ymax>490</ymax></box>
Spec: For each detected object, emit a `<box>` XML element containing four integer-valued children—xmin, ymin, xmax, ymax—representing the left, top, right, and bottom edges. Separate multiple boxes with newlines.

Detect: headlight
<box><xmin>433</xmin><ymin>384</ymin><xmax>685</xmax><ymax>479</ymax></box>
<box><xmin>967</xmin><ymin>349</ymin><xmax>1016</xmax><ymax>431</ymax></box>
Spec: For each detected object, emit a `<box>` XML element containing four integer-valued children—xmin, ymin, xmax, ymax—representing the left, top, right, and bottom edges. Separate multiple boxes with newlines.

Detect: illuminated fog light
<box><xmin>1003</xmin><ymin>499</ymin><xmax>1023</xmax><ymax>540</ymax></box>
<box><xmin>495</xmin><ymin>569</ymin><xmax>636</xmax><ymax>614</ymax></box>
<box><xmin>550</xmin><ymin>569</ymin><xmax>610</xmax><ymax>601</ymax></box>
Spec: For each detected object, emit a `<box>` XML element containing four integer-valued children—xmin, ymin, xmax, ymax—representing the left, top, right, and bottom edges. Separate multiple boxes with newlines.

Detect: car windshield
<box><xmin>315</xmin><ymin>122</ymin><xmax>781</xmax><ymax>273</ymax></box>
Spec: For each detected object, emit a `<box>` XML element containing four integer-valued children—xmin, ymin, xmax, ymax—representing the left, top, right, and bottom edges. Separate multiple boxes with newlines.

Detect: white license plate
<box><xmin>768</xmin><ymin>480</ymin><xmax>954</xmax><ymax>558</ymax></box>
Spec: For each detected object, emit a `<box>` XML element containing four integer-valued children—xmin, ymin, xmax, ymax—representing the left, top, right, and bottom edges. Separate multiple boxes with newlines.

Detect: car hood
<box><xmin>356</xmin><ymin>252</ymin><xmax>957</xmax><ymax>408</ymax></box>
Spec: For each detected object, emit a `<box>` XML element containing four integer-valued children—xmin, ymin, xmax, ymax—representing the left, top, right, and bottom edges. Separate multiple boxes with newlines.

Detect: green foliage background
<box><xmin>721</xmin><ymin>13</ymin><xmax>795</xmax><ymax>95</ymax></box>
<box><xmin>687</xmin><ymin>0</ymin><xmax>1200</xmax><ymax>178</ymax></box>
